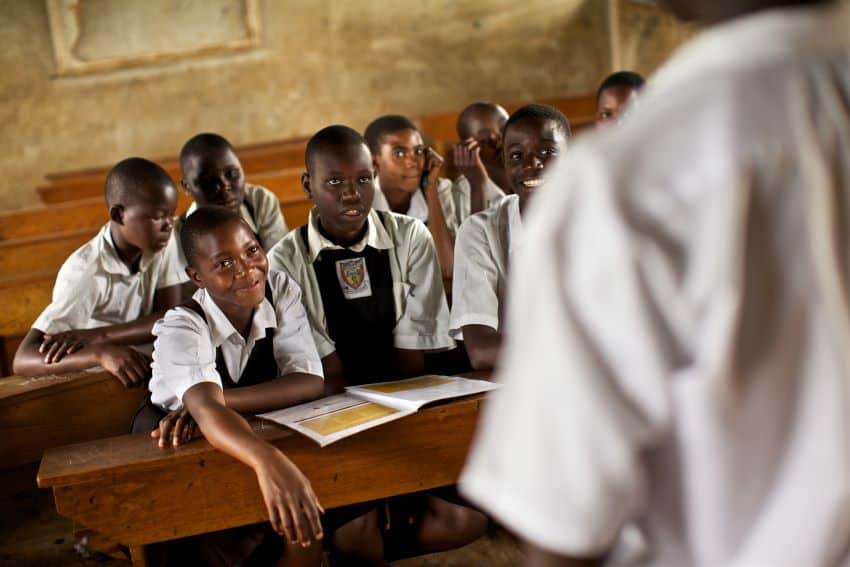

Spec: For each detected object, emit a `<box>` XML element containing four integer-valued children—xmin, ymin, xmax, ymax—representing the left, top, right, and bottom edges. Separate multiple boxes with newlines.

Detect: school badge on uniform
<box><xmin>336</xmin><ymin>257</ymin><xmax>372</xmax><ymax>299</ymax></box>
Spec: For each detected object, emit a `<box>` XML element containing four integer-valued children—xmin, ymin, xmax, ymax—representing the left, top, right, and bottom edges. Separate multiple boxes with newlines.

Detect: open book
<box><xmin>258</xmin><ymin>375</ymin><xmax>499</xmax><ymax>447</ymax></box>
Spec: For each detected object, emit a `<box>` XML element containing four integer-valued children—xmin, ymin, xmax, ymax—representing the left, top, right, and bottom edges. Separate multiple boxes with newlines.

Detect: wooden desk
<box><xmin>38</xmin><ymin>395</ymin><xmax>486</xmax><ymax>565</ymax></box>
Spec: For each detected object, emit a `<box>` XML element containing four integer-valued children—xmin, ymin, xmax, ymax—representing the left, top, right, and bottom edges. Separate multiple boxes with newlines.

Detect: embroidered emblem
<box><xmin>336</xmin><ymin>257</ymin><xmax>372</xmax><ymax>299</ymax></box>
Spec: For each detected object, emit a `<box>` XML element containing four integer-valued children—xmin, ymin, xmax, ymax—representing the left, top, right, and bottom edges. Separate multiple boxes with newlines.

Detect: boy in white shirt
<box><xmin>140</xmin><ymin>205</ymin><xmax>325</xmax><ymax>565</ymax></box>
<box><xmin>13</xmin><ymin>158</ymin><xmax>187</xmax><ymax>386</ymax></box>
<box><xmin>450</xmin><ymin>104</ymin><xmax>571</xmax><ymax>370</ymax></box>
<box><xmin>460</xmin><ymin>1</ymin><xmax>850</xmax><ymax>565</ymax></box>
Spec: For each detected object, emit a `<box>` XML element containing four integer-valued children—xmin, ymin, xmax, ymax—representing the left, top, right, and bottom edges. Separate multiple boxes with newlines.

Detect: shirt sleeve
<box><xmin>155</xmin><ymin>233</ymin><xmax>190</xmax><ymax>288</ymax></box>
<box><xmin>32</xmin><ymin>261</ymin><xmax>100</xmax><ymax>334</ymax></box>
<box><xmin>252</xmin><ymin>185</ymin><xmax>288</xmax><ymax>251</ymax></box>
<box><xmin>149</xmin><ymin>307</ymin><xmax>222</xmax><ymax>412</ymax></box>
<box><xmin>393</xmin><ymin>219</ymin><xmax>455</xmax><ymax>351</ymax></box>
<box><xmin>449</xmin><ymin>215</ymin><xmax>501</xmax><ymax>340</ymax></box>
<box><xmin>270</xmin><ymin>272</ymin><xmax>325</xmax><ymax>378</ymax></box>
<box><xmin>459</xmin><ymin>149</ymin><xmax>677</xmax><ymax>557</ymax></box>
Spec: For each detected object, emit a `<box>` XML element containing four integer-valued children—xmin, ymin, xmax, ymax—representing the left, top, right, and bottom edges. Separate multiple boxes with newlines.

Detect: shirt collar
<box><xmin>651</xmin><ymin>2</ymin><xmax>850</xmax><ymax>94</ymax></box>
<box><xmin>305</xmin><ymin>208</ymin><xmax>393</xmax><ymax>263</ymax></box>
<box><xmin>194</xmin><ymin>284</ymin><xmax>277</xmax><ymax>348</ymax></box>
<box><xmin>186</xmin><ymin>198</ymin><xmax>258</xmax><ymax>233</ymax></box>
<box><xmin>100</xmin><ymin>224</ymin><xmax>157</xmax><ymax>275</ymax></box>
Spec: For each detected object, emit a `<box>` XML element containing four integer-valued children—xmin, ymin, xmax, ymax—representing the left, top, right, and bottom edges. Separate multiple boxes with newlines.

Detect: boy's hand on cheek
<box><xmin>152</xmin><ymin>407</ymin><xmax>201</xmax><ymax>448</ymax></box>
<box><xmin>40</xmin><ymin>328</ymin><xmax>105</xmax><ymax>363</ymax></box>
<box><xmin>254</xmin><ymin>447</ymin><xmax>324</xmax><ymax>547</ymax></box>
<box><xmin>454</xmin><ymin>138</ymin><xmax>488</xmax><ymax>187</ymax></box>
<box><xmin>94</xmin><ymin>344</ymin><xmax>151</xmax><ymax>388</ymax></box>
<box><xmin>423</xmin><ymin>147</ymin><xmax>444</xmax><ymax>193</ymax></box>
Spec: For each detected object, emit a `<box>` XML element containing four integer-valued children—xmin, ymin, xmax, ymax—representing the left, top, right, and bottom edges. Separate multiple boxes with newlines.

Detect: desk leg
<box><xmin>129</xmin><ymin>545</ymin><xmax>148</xmax><ymax>567</ymax></box>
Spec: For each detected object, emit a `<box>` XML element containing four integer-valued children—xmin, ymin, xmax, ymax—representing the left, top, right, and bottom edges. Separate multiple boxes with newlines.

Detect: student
<box><xmin>460</xmin><ymin>1</ymin><xmax>850</xmax><ymax>565</ymax></box>
<box><xmin>13</xmin><ymin>158</ymin><xmax>187</xmax><ymax>385</ymax></box>
<box><xmin>452</xmin><ymin>101</ymin><xmax>510</xmax><ymax>216</ymax></box>
<box><xmin>364</xmin><ymin>115</ymin><xmax>457</xmax><ymax>278</ymax></box>
<box><xmin>268</xmin><ymin>125</ymin><xmax>487</xmax><ymax>564</ymax></box>
<box><xmin>139</xmin><ymin>206</ymin><xmax>325</xmax><ymax>565</ymax></box>
<box><xmin>175</xmin><ymin>133</ymin><xmax>288</xmax><ymax>260</ymax></box>
<box><xmin>596</xmin><ymin>70</ymin><xmax>645</xmax><ymax>126</ymax></box>
<box><xmin>450</xmin><ymin>104</ymin><xmax>570</xmax><ymax>370</ymax></box>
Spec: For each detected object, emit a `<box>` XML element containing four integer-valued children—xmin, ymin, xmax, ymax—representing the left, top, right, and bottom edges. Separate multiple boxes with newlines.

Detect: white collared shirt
<box><xmin>32</xmin><ymin>224</ymin><xmax>188</xmax><ymax>335</ymax></box>
<box><xmin>267</xmin><ymin>208</ymin><xmax>455</xmax><ymax>358</ymax></box>
<box><xmin>451</xmin><ymin>175</ymin><xmax>507</xmax><ymax>221</ymax></box>
<box><xmin>372</xmin><ymin>177</ymin><xmax>463</xmax><ymax>236</ymax></box>
<box><xmin>461</xmin><ymin>3</ymin><xmax>850</xmax><ymax>566</ymax></box>
<box><xmin>449</xmin><ymin>194</ymin><xmax>522</xmax><ymax>340</ymax></box>
<box><xmin>149</xmin><ymin>270</ymin><xmax>323</xmax><ymax>411</ymax></box>
<box><xmin>176</xmin><ymin>184</ymin><xmax>287</xmax><ymax>263</ymax></box>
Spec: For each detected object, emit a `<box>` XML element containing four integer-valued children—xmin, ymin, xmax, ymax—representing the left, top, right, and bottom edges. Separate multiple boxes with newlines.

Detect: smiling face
<box><xmin>187</xmin><ymin>218</ymin><xmax>269</xmax><ymax>317</ymax></box>
<box><xmin>503</xmin><ymin>117</ymin><xmax>568</xmax><ymax>212</ymax></box>
<box><xmin>181</xmin><ymin>146</ymin><xmax>246</xmax><ymax>211</ymax></box>
<box><xmin>305</xmin><ymin>141</ymin><xmax>376</xmax><ymax>246</ymax></box>
<box><xmin>373</xmin><ymin>129</ymin><xmax>426</xmax><ymax>194</ymax></box>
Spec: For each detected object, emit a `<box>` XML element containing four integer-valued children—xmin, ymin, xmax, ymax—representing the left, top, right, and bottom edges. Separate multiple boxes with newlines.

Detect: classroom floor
<box><xmin>0</xmin><ymin>484</ymin><xmax>524</xmax><ymax>566</ymax></box>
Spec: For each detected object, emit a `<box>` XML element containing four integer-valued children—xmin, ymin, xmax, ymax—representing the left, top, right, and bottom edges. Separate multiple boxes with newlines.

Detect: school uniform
<box><xmin>372</xmin><ymin>177</ymin><xmax>463</xmax><ymax>236</ymax></box>
<box><xmin>32</xmin><ymin>224</ymin><xmax>187</xmax><ymax>336</ymax></box>
<box><xmin>449</xmin><ymin>194</ymin><xmax>521</xmax><ymax>341</ymax></box>
<box><xmin>174</xmin><ymin>184</ymin><xmax>287</xmax><ymax>264</ymax></box>
<box><xmin>137</xmin><ymin>270</ymin><xmax>323</xmax><ymax>567</ymax></box>
<box><xmin>267</xmin><ymin>208</ymin><xmax>454</xmax><ymax>385</ymax></box>
<box><xmin>451</xmin><ymin>174</ymin><xmax>507</xmax><ymax>221</ymax></box>
<box><xmin>147</xmin><ymin>270</ymin><xmax>322</xmax><ymax>412</ymax></box>
<box><xmin>461</xmin><ymin>3</ymin><xmax>850</xmax><ymax>566</ymax></box>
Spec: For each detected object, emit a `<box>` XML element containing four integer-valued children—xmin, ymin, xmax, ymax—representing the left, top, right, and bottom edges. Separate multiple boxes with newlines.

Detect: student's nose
<box><xmin>234</xmin><ymin>257</ymin><xmax>250</xmax><ymax>277</ymax></box>
<box><xmin>522</xmin><ymin>154</ymin><xmax>543</xmax><ymax>170</ymax></box>
<box><xmin>340</xmin><ymin>181</ymin><xmax>360</xmax><ymax>202</ymax></box>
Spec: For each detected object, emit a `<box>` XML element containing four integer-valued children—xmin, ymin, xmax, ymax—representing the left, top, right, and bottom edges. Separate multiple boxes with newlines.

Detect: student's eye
<box><xmin>327</xmin><ymin>178</ymin><xmax>343</xmax><ymax>186</ymax></box>
<box><xmin>358</xmin><ymin>175</ymin><xmax>372</xmax><ymax>184</ymax></box>
<box><xmin>217</xmin><ymin>259</ymin><xmax>234</xmax><ymax>269</ymax></box>
<box><xmin>414</xmin><ymin>147</ymin><xmax>425</xmax><ymax>156</ymax></box>
<box><xmin>541</xmin><ymin>147</ymin><xmax>558</xmax><ymax>157</ymax></box>
<box><xmin>393</xmin><ymin>149</ymin><xmax>406</xmax><ymax>159</ymax></box>
<box><xmin>246</xmin><ymin>245</ymin><xmax>260</xmax><ymax>256</ymax></box>
<box><xmin>509</xmin><ymin>151</ymin><xmax>522</xmax><ymax>161</ymax></box>
<box><xmin>226</xmin><ymin>168</ymin><xmax>240</xmax><ymax>180</ymax></box>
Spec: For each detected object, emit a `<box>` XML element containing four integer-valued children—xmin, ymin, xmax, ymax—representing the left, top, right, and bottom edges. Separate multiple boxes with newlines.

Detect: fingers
<box><xmin>277</xmin><ymin>500</ymin><xmax>297</xmax><ymax>544</ymax></box>
<box><xmin>44</xmin><ymin>339</ymin><xmax>66</xmax><ymax>364</ymax></box>
<box><xmin>303</xmin><ymin>490</ymin><xmax>324</xmax><ymax>542</ymax></box>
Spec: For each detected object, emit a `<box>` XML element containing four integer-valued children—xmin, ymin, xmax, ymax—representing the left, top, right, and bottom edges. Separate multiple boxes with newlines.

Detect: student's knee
<box><xmin>331</xmin><ymin>508</ymin><xmax>384</xmax><ymax>562</ymax></box>
<box><xmin>422</xmin><ymin>497</ymin><xmax>489</xmax><ymax>546</ymax></box>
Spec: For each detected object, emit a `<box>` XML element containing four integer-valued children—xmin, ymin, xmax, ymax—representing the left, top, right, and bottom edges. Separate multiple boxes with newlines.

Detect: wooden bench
<box><xmin>1</xmin><ymin>370</ymin><xmax>146</xmax><ymax>472</ymax></box>
<box><xmin>39</xmin><ymin>393</ymin><xmax>485</xmax><ymax>566</ymax></box>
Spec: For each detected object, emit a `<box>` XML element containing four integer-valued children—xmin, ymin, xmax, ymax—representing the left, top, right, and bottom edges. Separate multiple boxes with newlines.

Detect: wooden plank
<box><xmin>39</xmin><ymin>395</ymin><xmax>483</xmax><ymax>546</ymax></box>
<box><xmin>0</xmin><ymin>272</ymin><xmax>56</xmax><ymax>337</ymax></box>
<box><xmin>1</xmin><ymin>370</ymin><xmax>145</xmax><ymax>471</ymax></box>
<box><xmin>0</xmin><ymin>228</ymin><xmax>96</xmax><ymax>276</ymax></box>
<box><xmin>0</xmin><ymin>198</ymin><xmax>107</xmax><ymax>241</ymax></box>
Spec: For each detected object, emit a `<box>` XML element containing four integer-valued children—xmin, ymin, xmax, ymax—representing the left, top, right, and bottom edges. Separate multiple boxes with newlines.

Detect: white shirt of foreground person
<box><xmin>460</xmin><ymin>3</ymin><xmax>850</xmax><ymax>566</ymax></box>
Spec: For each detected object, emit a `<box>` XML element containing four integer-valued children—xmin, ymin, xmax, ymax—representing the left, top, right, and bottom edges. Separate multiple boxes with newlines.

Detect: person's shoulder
<box><xmin>379</xmin><ymin>209</ymin><xmax>430</xmax><ymax>243</ymax></box>
<box><xmin>267</xmin><ymin>268</ymin><xmax>302</xmax><ymax>297</ymax></box>
<box><xmin>244</xmin><ymin>183</ymin><xmax>278</xmax><ymax>202</ymax></box>
<box><xmin>154</xmin><ymin>301</ymin><xmax>208</xmax><ymax>338</ymax></box>
<box><xmin>268</xmin><ymin>226</ymin><xmax>307</xmax><ymax>268</ymax></box>
<box><xmin>55</xmin><ymin>230</ymin><xmax>105</xmax><ymax>281</ymax></box>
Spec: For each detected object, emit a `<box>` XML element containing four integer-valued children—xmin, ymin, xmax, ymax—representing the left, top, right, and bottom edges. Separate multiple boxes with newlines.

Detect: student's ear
<box><xmin>372</xmin><ymin>157</ymin><xmax>380</xmax><ymax>176</ymax></box>
<box><xmin>109</xmin><ymin>204</ymin><xmax>125</xmax><ymax>225</ymax></box>
<box><xmin>180</xmin><ymin>177</ymin><xmax>192</xmax><ymax>195</ymax></box>
<box><xmin>185</xmin><ymin>266</ymin><xmax>204</xmax><ymax>289</ymax></box>
<box><xmin>301</xmin><ymin>172</ymin><xmax>312</xmax><ymax>199</ymax></box>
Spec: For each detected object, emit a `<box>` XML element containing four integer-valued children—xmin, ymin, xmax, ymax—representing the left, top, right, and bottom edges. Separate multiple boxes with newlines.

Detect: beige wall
<box><xmin>0</xmin><ymin>0</ymin><xmax>694</xmax><ymax>211</ymax></box>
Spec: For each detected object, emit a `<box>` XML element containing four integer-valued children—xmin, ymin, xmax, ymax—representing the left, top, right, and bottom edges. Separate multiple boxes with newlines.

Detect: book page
<box><xmin>258</xmin><ymin>393</ymin><xmax>414</xmax><ymax>447</ymax></box>
<box><xmin>347</xmin><ymin>375</ymin><xmax>499</xmax><ymax>411</ymax></box>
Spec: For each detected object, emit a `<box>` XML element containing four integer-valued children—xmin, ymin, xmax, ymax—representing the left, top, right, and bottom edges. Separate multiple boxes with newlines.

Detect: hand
<box><xmin>40</xmin><ymin>328</ymin><xmax>104</xmax><ymax>364</ymax></box>
<box><xmin>94</xmin><ymin>344</ymin><xmax>151</xmax><ymax>388</ymax></box>
<box><xmin>151</xmin><ymin>407</ymin><xmax>201</xmax><ymax>448</ymax></box>
<box><xmin>255</xmin><ymin>448</ymin><xmax>324</xmax><ymax>547</ymax></box>
<box><xmin>453</xmin><ymin>137</ymin><xmax>489</xmax><ymax>188</ymax></box>
<box><xmin>422</xmin><ymin>147</ymin><xmax>445</xmax><ymax>194</ymax></box>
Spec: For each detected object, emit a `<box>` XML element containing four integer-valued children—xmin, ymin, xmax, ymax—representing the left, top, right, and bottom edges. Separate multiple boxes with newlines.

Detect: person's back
<box><xmin>459</xmin><ymin>2</ymin><xmax>850</xmax><ymax>565</ymax></box>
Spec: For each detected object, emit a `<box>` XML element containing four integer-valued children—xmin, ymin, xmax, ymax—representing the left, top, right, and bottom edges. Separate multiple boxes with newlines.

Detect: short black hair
<box><xmin>305</xmin><ymin>125</ymin><xmax>370</xmax><ymax>171</ymax></box>
<box><xmin>596</xmin><ymin>71</ymin><xmax>646</xmax><ymax>103</ymax></box>
<box><xmin>503</xmin><ymin>104</ymin><xmax>572</xmax><ymax>140</ymax></box>
<box><xmin>104</xmin><ymin>157</ymin><xmax>175</xmax><ymax>207</ymax></box>
<box><xmin>363</xmin><ymin>115</ymin><xmax>419</xmax><ymax>155</ymax></box>
<box><xmin>180</xmin><ymin>205</ymin><xmax>245</xmax><ymax>268</ymax></box>
<box><xmin>456</xmin><ymin>102</ymin><xmax>509</xmax><ymax>139</ymax></box>
<box><xmin>179</xmin><ymin>133</ymin><xmax>235</xmax><ymax>173</ymax></box>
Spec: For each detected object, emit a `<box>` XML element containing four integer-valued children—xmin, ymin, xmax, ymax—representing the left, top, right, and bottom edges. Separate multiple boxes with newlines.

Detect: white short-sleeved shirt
<box><xmin>267</xmin><ymin>209</ymin><xmax>455</xmax><ymax>359</ymax></box>
<box><xmin>451</xmin><ymin>175</ymin><xmax>507</xmax><ymax>222</ymax></box>
<box><xmin>372</xmin><ymin>177</ymin><xmax>463</xmax><ymax>237</ymax></box>
<box><xmin>149</xmin><ymin>270</ymin><xmax>323</xmax><ymax>411</ymax></box>
<box><xmin>32</xmin><ymin>224</ymin><xmax>188</xmax><ymax>335</ymax></box>
<box><xmin>176</xmin><ymin>184</ymin><xmax>287</xmax><ymax>263</ymax></box>
<box><xmin>461</xmin><ymin>3</ymin><xmax>850</xmax><ymax>566</ymax></box>
<box><xmin>449</xmin><ymin>194</ymin><xmax>522</xmax><ymax>340</ymax></box>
